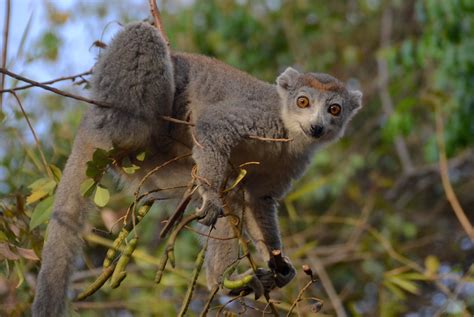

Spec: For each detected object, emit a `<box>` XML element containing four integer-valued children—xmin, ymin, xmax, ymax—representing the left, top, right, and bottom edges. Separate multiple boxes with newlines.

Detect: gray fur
<box><xmin>32</xmin><ymin>22</ymin><xmax>362</xmax><ymax>316</ymax></box>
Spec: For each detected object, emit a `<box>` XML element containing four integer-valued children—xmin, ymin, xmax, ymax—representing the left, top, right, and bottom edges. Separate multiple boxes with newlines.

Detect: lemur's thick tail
<box><xmin>91</xmin><ymin>22</ymin><xmax>175</xmax><ymax>149</ymax></box>
<box><xmin>32</xmin><ymin>128</ymin><xmax>110</xmax><ymax>316</ymax></box>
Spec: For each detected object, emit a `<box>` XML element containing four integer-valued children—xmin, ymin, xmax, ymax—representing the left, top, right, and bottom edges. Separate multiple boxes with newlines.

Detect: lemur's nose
<box><xmin>310</xmin><ymin>125</ymin><xmax>324</xmax><ymax>138</ymax></box>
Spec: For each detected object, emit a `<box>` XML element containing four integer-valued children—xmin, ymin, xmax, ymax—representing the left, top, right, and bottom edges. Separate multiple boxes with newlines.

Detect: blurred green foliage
<box><xmin>0</xmin><ymin>0</ymin><xmax>473</xmax><ymax>316</ymax></box>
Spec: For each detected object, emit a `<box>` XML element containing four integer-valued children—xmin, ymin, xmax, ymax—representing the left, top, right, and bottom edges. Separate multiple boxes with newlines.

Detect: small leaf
<box><xmin>121</xmin><ymin>156</ymin><xmax>140</xmax><ymax>174</ymax></box>
<box><xmin>49</xmin><ymin>164</ymin><xmax>62</xmax><ymax>182</ymax></box>
<box><xmin>0</xmin><ymin>231</ymin><xmax>7</xmax><ymax>242</ymax></box>
<box><xmin>94</xmin><ymin>185</ymin><xmax>110</xmax><ymax>207</ymax></box>
<box><xmin>383</xmin><ymin>280</ymin><xmax>406</xmax><ymax>300</ymax></box>
<box><xmin>389</xmin><ymin>276</ymin><xmax>420</xmax><ymax>295</ymax></box>
<box><xmin>28</xmin><ymin>178</ymin><xmax>51</xmax><ymax>190</ymax></box>
<box><xmin>14</xmin><ymin>261</ymin><xmax>25</xmax><ymax>288</ymax></box>
<box><xmin>16</xmin><ymin>247</ymin><xmax>39</xmax><ymax>261</ymax></box>
<box><xmin>26</xmin><ymin>190</ymin><xmax>49</xmax><ymax>205</ymax></box>
<box><xmin>30</xmin><ymin>196</ymin><xmax>54</xmax><ymax>230</ymax></box>
<box><xmin>136</xmin><ymin>152</ymin><xmax>146</xmax><ymax>161</ymax></box>
<box><xmin>425</xmin><ymin>255</ymin><xmax>440</xmax><ymax>276</ymax></box>
<box><xmin>80</xmin><ymin>178</ymin><xmax>97</xmax><ymax>197</ymax></box>
<box><xmin>92</xmin><ymin>148</ymin><xmax>111</xmax><ymax>168</ymax></box>
<box><xmin>224</xmin><ymin>169</ymin><xmax>247</xmax><ymax>192</ymax></box>
<box><xmin>122</xmin><ymin>164</ymin><xmax>140</xmax><ymax>174</ymax></box>
<box><xmin>26</xmin><ymin>179</ymin><xmax>57</xmax><ymax>205</ymax></box>
<box><xmin>0</xmin><ymin>243</ymin><xmax>20</xmax><ymax>260</ymax></box>
<box><xmin>86</xmin><ymin>161</ymin><xmax>100</xmax><ymax>178</ymax></box>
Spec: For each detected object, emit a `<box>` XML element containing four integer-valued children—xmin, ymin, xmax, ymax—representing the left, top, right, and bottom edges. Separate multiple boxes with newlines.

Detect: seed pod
<box><xmin>110</xmin><ymin>237</ymin><xmax>138</xmax><ymax>288</ymax></box>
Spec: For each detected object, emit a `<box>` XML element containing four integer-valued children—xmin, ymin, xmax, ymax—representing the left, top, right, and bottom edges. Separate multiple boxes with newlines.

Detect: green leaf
<box><xmin>383</xmin><ymin>280</ymin><xmax>406</xmax><ymax>300</ymax></box>
<box><xmin>49</xmin><ymin>164</ymin><xmax>62</xmax><ymax>182</ymax></box>
<box><xmin>136</xmin><ymin>152</ymin><xmax>146</xmax><ymax>161</ymax></box>
<box><xmin>425</xmin><ymin>255</ymin><xmax>440</xmax><ymax>276</ymax></box>
<box><xmin>26</xmin><ymin>179</ymin><xmax>56</xmax><ymax>205</ymax></box>
<box><xmin>121</xmin><ymin>157</ymin><xmax>140</xmax><ymax>174</ymax></box>
<box><xmin>92</xmin><ymin>148</ymin><xmax>111</xmax><ymax>168</ymax></box>
<box><xmin>15</xmin><ymin>261</ymin><xmax>25</xmax><ymax>288</ymax></box>
<box><xmin>28</xmin><ymin>178</ymin><xmax>51</xmax><ymax>190</ymax></box>
<box><xmin>30</xmin><ymin>196</ymin><xmax>54</xmax><ymax>230</ymax></box>
<box><xmin>0</xmin><ymin>231</ymin><xmax>7</xmax><ymax>242</ymax></box>
<box><xmin>122</xmin><ymin>164</ymin><xmax>140</xmax><ymax>174</ymax></box>
<box><xmin>86</xmin><ymin>161</ymin><xmax>101</xmax><ymax>178</ymax></box>
<box><xmin>80</xmin><ymin>178</ymin><xmax>97</xmax><ymax>197</ymax></box>
<box><xmin>388</xmin><ymin>276</ymin><xmax>420</xmax><ymax>295</ymax></box>
<box><xmin>94</xmin><ymin>185</ymin><xmax>110</xmax><ymax>207</ymax></box>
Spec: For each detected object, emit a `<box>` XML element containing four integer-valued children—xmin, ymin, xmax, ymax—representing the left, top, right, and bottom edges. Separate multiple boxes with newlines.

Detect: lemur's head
<box><xmin>276</xmin><ymin>67</ymin><xmax>362</xmax><ymax>142</ymax></box>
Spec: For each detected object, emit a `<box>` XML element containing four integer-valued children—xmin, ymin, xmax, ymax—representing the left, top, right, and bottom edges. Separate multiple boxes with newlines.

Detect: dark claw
<box><xmin>268</xmin><ymin>252</ymin><xmax>296</xmax><ymax>288</ymax></box>
<box><xmin>196</xmin><ymin>193</ymin><xmax>224</xmax><ymax>226</ymax></box>
<box><xmin>274</xmin><ymin>266</ymin><xmax>296</xmax><ymax>288</ymax></box>
<box><xmin>197</xmin><ymin>203</ymin><xmax>223</xmax><ymax>226</ymax></box>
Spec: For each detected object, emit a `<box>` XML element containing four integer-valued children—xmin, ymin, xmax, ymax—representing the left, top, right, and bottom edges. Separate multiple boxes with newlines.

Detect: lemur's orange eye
<box><xmin>328</xmin><ymin>104</ymin><xmax>342</xmax><ymax>116</ymax></box>
<box><xmin>297</xmin><ymin>96</ymin><xmax>310</xmax><ymax>108</ymax></box>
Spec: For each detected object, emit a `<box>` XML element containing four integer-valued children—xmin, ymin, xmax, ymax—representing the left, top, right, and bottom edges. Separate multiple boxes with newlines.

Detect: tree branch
<box><xmin>0</xmin><ymin>67</ymin><xmax>111</xmax><ymax>108</ymax></box>
<box><xmin>148</xmin><ymin>0</ymin><xmax>170</xmax><ymax>46</ymax></box>
<box><xmin>1</xmin><ymin>69</ymin><xmax>92</xmax><ymax>93</ymax></box>
<box><xmin>0</xmin><ymin>0</ymin><xmax>11</xmax><ymax>111</ymax></box>
<box><xmin>435</xmin><ymin>104</ymin><xmax>474</xmax><ymax>241</ymax></box>
<box><xmin>376</xmin><ymin>6</ymin><xmax>414</xmax><ymax>174</ymax></box>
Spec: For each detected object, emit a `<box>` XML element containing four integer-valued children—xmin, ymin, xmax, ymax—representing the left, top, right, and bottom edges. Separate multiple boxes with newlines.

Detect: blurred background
<box><xmin>0</xmin><ymin>0</ymin><xmax>473</xmax><ymax>316</ymax></box>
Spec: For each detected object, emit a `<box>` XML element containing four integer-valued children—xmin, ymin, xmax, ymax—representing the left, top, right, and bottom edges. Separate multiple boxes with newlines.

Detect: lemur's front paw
<box><xmin>196</xmin><ymin>191</ymin><xmax>223</xmax><ymax>226</ymax></box>
<box><xmin>268</xmin><ymin>255</ymin><xmax>296</xmax><ymax>288</ymax></box>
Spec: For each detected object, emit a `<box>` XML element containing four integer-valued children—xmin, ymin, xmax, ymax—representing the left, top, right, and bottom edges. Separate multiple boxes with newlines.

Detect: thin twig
<box><xmin>8</xmin><ymin>91</ymin><xmax>53</xmax><ymax>179</ymax></box>
<box><xmin>199</xmin><ymin>285</ymin><xmax>219</xmax><ymax>317</ymax></box>
<box><xmin>0</xmin><ymin>70</ymin><xmax>92</xmax><ymax>93</ymax></box>
<box><xmin>435</xmin><ymin>105</ymin><xmax>474</xmax><ymax>240</ymax></box>
<box><xmin>148</xmin><ymin>0</ymin><xmax>170</xmax><ymax>46</ymax></box>
<box><xmin>216</xmin><ymin>293</ymin><xmax>246</xmax><ymax>317</ymax></box>
<box><xmin>182</xmin><ymin>224</ymin><xmax>238</xmax><ymax>241</ymax></box>
<box><xmin>160</xmin><ymin>115</ymin><xmax>195</xmax><ymax>126</ymax></box>
<box><xmin>134</xmin><ymin>153</ymin><xmax>192</xmax><ymax>197</ymax></box>
<box><xmin>286</xmin><ymin>265</ymin><xmax>319</xmax><ymax>317</ymax></box>
<box><xmin>309</xmin><ymin>255</ymin><xmax>347</xmax><ymax>317</ymax></box>
<box><xmin>159</xmin><ymin>183</ymin><xmax>197</xmax><ymax>238</ymax></box>
<box><xmin>155</xmin><ymin>213</ymin><xmax>201</xmax><ymax>284</ymax></box>
<box><xmin>0</xmin><ymin>0</ymin><xmax>11</xmax><ymax>111</ymax></box>
<box><xmin>247</xmin><ymin>135</ymin><xmax>293</xmax><ymax>143</ymax></box>
<box><xmin>0</xmin><ymin>68</ymin><xmax>110</xmax><ymax>108</ymax></box>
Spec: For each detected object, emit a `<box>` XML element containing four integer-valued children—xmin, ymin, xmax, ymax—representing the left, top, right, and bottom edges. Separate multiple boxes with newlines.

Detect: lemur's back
<box><xmin>171</xmin><ymin>52</ymin><xmax>279</xmax><ymax>108</ymax></box>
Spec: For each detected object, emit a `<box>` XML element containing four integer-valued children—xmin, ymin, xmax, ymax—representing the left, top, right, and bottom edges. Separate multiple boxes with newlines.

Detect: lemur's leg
<box><xmin>244</xmin><ymin>195</ymin><xmax>296</xmax><ymax>288</ymax></box>
<box><xmin>204</xmin><ymin>202</ymin><xmax>272</xmax><ymax>299</ymax></box>
<box><xmin>204</xmin><ymin>216</ymin><xmax>239</xmax><ymax>288</ymax></box>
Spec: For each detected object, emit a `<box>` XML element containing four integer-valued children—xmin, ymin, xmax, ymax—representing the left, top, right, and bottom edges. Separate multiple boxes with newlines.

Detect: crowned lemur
<box><xmin>32</xmin><ymin>22</ymin><xmax>362</xmax><ymax>316</ymax></box>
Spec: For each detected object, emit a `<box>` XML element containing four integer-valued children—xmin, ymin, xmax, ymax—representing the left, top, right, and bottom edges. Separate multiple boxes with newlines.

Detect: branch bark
<box><xmin>435</xmin><ymin>105</ymin><xmax>474</xmax><ymax>241</ymax></box>
<box><xmin>376</xmin><ymin>6</ymin><xmax>414</xmax><ymax>174</ymax></box>
<box><xmin>0</xmin><ymin>67</ymin><xmax>111</xmax><ymax>108</ymax></box>
<box><xmin>0</xmin><ymin>0</ymin><xmax>11</xmax><ymax>111</ymax></box>
<box><xmin>148</xmin><ymin>0</ymin><xmax>169</xmax><ymax>46</ymax></box>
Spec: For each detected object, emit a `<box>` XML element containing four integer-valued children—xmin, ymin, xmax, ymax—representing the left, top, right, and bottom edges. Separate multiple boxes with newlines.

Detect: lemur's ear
<box><xmin>349</xmin><ymin>90</ymin><xmax>363</xmax><ymax>111</ymax></box>
<box><xmin>277</xmin><ymin>67</ymin><xmax>300</xmax><ymax>90</ymax></box>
